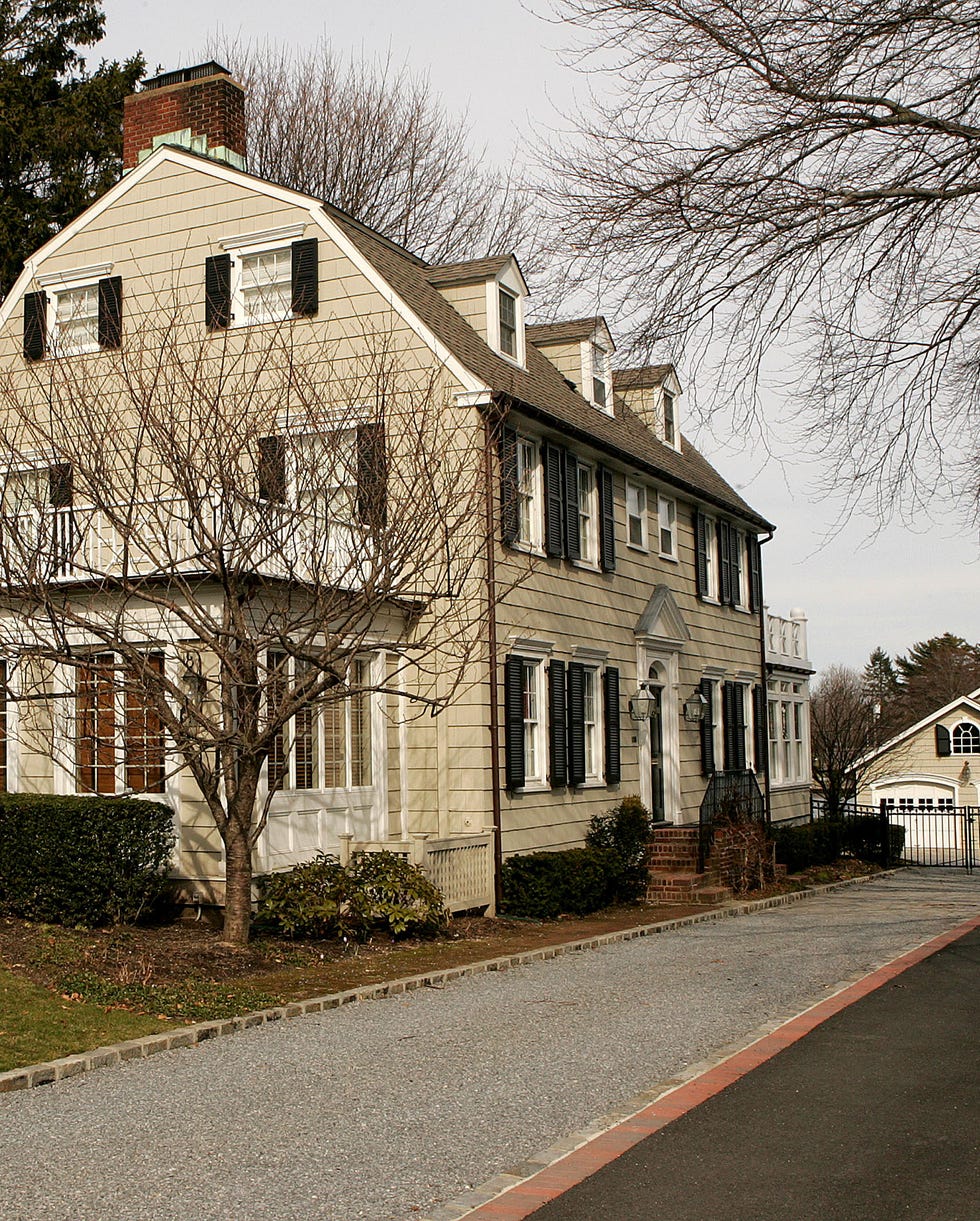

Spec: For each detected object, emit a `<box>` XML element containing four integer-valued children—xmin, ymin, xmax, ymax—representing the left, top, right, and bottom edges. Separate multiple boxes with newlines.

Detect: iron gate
<box><xmin>811</xmin><ymin>800</ymin><xmax>977</xmax><ymax>872</ymax></box>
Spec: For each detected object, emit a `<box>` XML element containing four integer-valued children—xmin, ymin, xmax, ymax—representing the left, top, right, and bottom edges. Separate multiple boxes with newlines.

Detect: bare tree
<box><xmin>811</xmin><ymin>665</ymin><xmax>903</xmax><ymax>816</ymax></box>
<box><xmin>0</xmin><ymin>302</ymin><xmax>504</xmax><ymax>945</ymax></box>
<box><xmin>545</xmin><ymin>0</ymin><xmax>980</xmax><ymax>517</ymax></box>
<box><xmin>211</xmin><ymin>39</ymin><xmax>542</xmax><ymax>270</ymax></box>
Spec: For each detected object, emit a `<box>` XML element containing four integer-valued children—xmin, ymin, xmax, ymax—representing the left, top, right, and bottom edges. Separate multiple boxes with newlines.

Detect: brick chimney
<box><xmin>123</xmin><ymin>62</ymin><xmax>246</xmax><ymax>172</ymax></box>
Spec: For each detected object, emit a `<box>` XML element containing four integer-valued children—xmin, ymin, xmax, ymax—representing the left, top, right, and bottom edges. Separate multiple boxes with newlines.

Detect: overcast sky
<box><xmin>95</xmin><ymin>0</ymin><xmax>980</xmax><ymax>675</ymax></box>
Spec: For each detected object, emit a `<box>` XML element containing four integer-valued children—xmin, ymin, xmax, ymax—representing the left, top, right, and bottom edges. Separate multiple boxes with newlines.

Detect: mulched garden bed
<box><xmin>0</xmin><ymin>858</ymin><xmax>882</xmax><ymax>1024</ymax></box>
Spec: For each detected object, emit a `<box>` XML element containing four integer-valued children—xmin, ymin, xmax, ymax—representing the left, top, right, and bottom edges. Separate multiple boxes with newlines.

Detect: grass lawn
<box><xmin>0</xmin><ymin>966</ymin><xmax>170</xmax><ymax>1073</ymax></box>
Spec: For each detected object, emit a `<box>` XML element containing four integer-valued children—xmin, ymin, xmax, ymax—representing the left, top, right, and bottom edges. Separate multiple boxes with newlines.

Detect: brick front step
<box><xmin>646</xmin><ymin>824</ymin><xmax>732</xmax><ymax>905</ymax></box>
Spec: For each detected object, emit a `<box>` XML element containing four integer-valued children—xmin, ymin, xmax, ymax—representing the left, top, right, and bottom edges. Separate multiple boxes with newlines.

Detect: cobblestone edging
<box><xmin>0</xmin><ymin>868</ymin><xmax>899</xmax><ymax>1095</ymax></box>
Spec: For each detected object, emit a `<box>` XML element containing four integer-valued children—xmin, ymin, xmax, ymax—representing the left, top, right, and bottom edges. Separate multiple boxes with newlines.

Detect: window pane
<box><xmin>241</xmin><ymin>248</ymin><xmax>291</xmax><ymax>324</ymax></box>
<box><xmin>499</xmin><ymin>289</ymin><xmax>517</xmax><ymax>357</ymax></box>
<box><xmin>350</xmin><ymin>658</ymin><xmax>372</xmax><ymax>786</ymax></box>
<box><xmin>78</xmin><ymin>653</ymin><xmax>116</xmax><ymax>794</ymax></box>
<box><xmin>55</xmin><ymin>285</ymin><xmax>99</xmax><ymax>354</ymax></box>
<box><xmin>124</xmin><ymin>653</ymin><xmax>166</xmax><ymax>794</ymax></box>
<box><xmin>322</xmin><ymin>697</ymin><xmax>346</xmax><ymax>787</ymax></box>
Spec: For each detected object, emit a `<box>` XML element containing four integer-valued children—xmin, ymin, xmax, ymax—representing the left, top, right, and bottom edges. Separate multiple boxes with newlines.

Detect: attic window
<box><xmin>663</xmin><ymin>390</ymin><xmax>676</xmax><ymax>446</ymax></box>
<box><xmin>499</xmin><ymin>288</ymin><xmax>517</xmax><ymax>359</ymax></box>
<box><xmin>591</xmin><ymin>344</ymin><xmax>610</xmax><ymax>411</ymax></box>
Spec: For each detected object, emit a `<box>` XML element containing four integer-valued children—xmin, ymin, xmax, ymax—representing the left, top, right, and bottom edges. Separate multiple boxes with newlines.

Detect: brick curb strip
<box><xmin>0</xmin><ymin>867</ymin><xmax>900</xmax><ymax>1094</ymax></box>
<box><xmin>431</xmin><ymin>907</ymin><xmax>980</xmax><ymax>1221</ymax></box>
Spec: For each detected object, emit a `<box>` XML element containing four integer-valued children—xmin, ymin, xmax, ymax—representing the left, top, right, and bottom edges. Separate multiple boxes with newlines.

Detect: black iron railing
<box><xmin>698</xmin><ymin>770</ymin><xmax>766</xmax><ymax>872</ymax></box>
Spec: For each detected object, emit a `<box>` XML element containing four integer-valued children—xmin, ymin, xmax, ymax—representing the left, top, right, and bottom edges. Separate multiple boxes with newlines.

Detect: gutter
<box><xmin>483</xmin><ymin>405</ymin><xmax>505</xmax><ymax>911</ymax></box>
<box><xmin>758</xmin><ymin>529</ymin><xmax>774</xmax><ymax>825</ymax></box>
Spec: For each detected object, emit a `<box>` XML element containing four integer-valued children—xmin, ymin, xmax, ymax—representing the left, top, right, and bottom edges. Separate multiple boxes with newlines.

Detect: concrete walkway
<box><xmin>0</xmin><ymin>869</ymin><xmax>977</xmax><ymax>1221</ymax></box>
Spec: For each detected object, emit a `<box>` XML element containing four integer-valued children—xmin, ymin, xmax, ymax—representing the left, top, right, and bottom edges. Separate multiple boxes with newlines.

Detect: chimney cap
<box><xmin>141</xmin><ymin>61</ymin><xmax>231</xmax><ymax>91</ymax></box>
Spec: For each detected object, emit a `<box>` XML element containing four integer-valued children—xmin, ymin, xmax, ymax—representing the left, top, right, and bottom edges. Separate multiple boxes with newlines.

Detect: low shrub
<box><xmin>585</xmin><ymin>796</ymin><xmax>654</xmax><ymax>903</ymax></box>
<box><xmin>255</xmin><ymin>850</ymin><xmax>448</xmax><ymax>941</ymax></box>
<box><xmin>771</xmin><ymin>821</ymin><xmax>842</xmax><ymax>873</ymax></box>
<box><xmin>840</xmin><ymin>817</ymin><xmax>906</xmax><ymax>865</ymax></box>
<box><xmin>346</xmin><ymin>851</ymin><xmax>449</xmax><ymax>937</ymax></box>
<box><xmin>0</xmin><ymin>793</ymin><xmax>175</xmax><ymax>927</ymax></box>
<box><xmin>500</xmin><ymin>846</ymin><xmax>617</xmax><ymax>919</ymax></box>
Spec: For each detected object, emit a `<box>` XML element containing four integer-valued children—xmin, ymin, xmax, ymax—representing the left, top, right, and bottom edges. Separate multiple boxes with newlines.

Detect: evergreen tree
<box><xmin>862</xmin><ymin>646</ymin><xmax>901</xmax><ymax>741</ymax></box>
<box><xmin>894</xmin><ymin>634</ymin><xmax>980</xmax><ymax>724</ymax></box>
<box><xmin>0</xmin><ymin>1</ymin><xmax>143</xmax><ymax>297</ymax></box>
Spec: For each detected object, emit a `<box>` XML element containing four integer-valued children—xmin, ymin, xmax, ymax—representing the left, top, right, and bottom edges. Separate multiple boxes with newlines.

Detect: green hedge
<box><xmin>772</xmin><ymin>816</ymin><xmax>907</xmax><ymax>872</ymax></box>
<box><xmin>0</xmin><ymin>793</ymin><xmax>175</xmax><ymax>927</ymax></box>
<box><xmin>500</xmin><ymin>847</ymin><xmax>618</xmax><ymax>919</ymax></box>
<box><xmin>585</xmin><ymin>796</ymin><xmax>654</xmax><ymax>903</ymax></box>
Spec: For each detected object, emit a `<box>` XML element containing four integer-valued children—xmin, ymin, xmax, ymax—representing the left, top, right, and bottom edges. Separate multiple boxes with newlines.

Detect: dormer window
<box><xmin>592</xmin><ymin>344</ymin><xmax>609</xmax><ymax>409</ymax></box>
<box><xmin>663</xmin><ymin>390</ymin><xmax>676</xmax><ymax>446</ymax></box>
<box><xmin>499</xmin><ymin>288</ymin><xmax>518</xmax><ymax>359</ymax></box>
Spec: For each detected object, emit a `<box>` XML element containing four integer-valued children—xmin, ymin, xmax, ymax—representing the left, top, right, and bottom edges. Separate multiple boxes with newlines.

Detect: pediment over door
<box><xmin>634</xmin><ymin>585</ymin><xmax>691</xmax><ymax>652</ymax></box>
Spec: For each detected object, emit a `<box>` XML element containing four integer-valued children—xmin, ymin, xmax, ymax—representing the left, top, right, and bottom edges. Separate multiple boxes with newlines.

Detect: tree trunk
<box><xmin>222</xmin><ymin>807</ymin><xmax>254</xmax><ymax>947</ymax></box>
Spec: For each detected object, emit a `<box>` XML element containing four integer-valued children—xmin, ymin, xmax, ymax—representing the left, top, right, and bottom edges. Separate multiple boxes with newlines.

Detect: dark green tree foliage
<box><xmin>862</xmin><ymin>646</ymin><xmax>902</xmax><ymax>740</ymax></box>
<box><xmin>0</xmin><ymin>0</ymin><xmax>143</xmax><ymax>297</ymax></box>
<box><xmin>895</xmin><ymin>634</ymin><xmax>980</xmax><ymax>724</ymax></box>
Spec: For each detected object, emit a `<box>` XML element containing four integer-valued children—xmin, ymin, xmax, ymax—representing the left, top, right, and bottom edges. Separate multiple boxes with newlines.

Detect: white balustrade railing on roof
<box><xmin>765</xmin><ymin>610</ymin><xmax>810</xmax><ymax>670</ymax></box>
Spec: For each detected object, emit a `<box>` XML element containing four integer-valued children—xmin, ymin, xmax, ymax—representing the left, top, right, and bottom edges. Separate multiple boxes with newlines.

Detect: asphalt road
<box><xmin>532</xmin><ymin>924</ymin><xmax>980</xmax><ymax>1221</ymax></box>
<box><xmin>0</xmin><ymin>870</ymin><xmax>978</xmax><ymax>1221</ymax></box>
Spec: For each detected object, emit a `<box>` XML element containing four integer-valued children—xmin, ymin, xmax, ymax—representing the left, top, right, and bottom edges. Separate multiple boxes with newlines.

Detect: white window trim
<box><xmin>661</xmin><ymin>387</ymin><xmax>680</xmax><ymax>450</ymax></box>
<box><xmin>514</xmin><ymin>434</ymin><xmax>544</xmax><ymax>554</ymax></box>
<box><xmin>574</xmin><ymin>459</ymin><xmax>600</xmax><ymax>567</ymax></box>
<box><xmin>228</xmin><ymin>244</ymin><xmax>293</xmax><ymax>328</ymax></box>
<box><xmin>520</xmin><ymin>655</ymin><xmax>548</xmax><ymax>791</ymax></box>
<box><xmin>579</xmin><ymin>339</ymin><xmax>613</xmax><ymax>415</ymax></box>
<box><xmin>702</xmin><ymin>512</ymin><xmax>719</xmax><ymax>601</ymax></box>
<box><xmin>951</xmin><ymin>721</ymin><xmax>980</xmax><ymax>754</ymax></box>
<box><xmin>733</xmin><ymin>529</ymin><xmax>750</xmax><ymax>611</ymax></box>
<box><xmin>265</xmin><ymin>651</ymin><xmax>381</xmax><ymax>796</ymax></box>
<box><xmin>487</xmin><ymin>279</ymin><xmax>526</xmax><ymax>367</ymax></box>
<box><xmin>46</xmin><ymin>280</ymin><xmax>102</xmax><ymax>357</ymax></box>
<box><xmin>580</xmin><ymin>663</ymin><xmax>605</xmax><ymax>786</ymax></box>
<box><xmin>767</xmin><ymin>677</ymin><xmax>811</xmax><ymax>787</ymax></box>
<box><xmin>626</xmin><ymin>480</ymin><xmax>648</xmax><ymax>552</ymax></box>
<box><xmin>657</xmin><ymin>493</ymin><xmax>678</xmax><ymax>561</ymax></box>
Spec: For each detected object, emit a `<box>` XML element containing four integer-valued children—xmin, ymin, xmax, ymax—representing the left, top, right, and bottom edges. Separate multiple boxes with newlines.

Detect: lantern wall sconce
<box><xmin>628</xmin><ymin>687</ymin><xmax>655</xmax><ymax>721</ymax></box>
<box><xmin>683</xmin><ymin>689</ymin><xmax>708</xmax><ymax>723</ymax></box>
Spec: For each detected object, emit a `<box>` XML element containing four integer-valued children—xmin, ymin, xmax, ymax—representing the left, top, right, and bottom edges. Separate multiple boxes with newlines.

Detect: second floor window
<box><xmin>658</xmin><ymin>494</ymin><xmax>677</xmax><ymax>558</ymax></box>
<box><xmin>591</xmin><ymin>344</ymin><xmax>609</xmax><ymax>409</ymax></box>
<box><xmin>54</xmin><ymin>285</ymin><xmax>99</xmax><ymax>355</ymax></box>
<box><xmin>626</xmin><ymin>482</ymin><xmax>647</xmax><ymax>549</ymax></box>
<box><xmin>577</xmin><ymin>462</ymin><xmax>597</xmax><ymax>562</ymax></box>
<box><xmin>517</xmin><ymin>437</ymin><xmax>539</xmax><ymax>545</ymax></box>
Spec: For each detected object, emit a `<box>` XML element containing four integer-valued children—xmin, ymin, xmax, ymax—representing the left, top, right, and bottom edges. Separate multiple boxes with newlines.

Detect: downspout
<box><xmin>484</xmin><ymin>402</ymin><xmax>505</xmax><ymax>911</ymax></box>
<box><xmin>758</xmin><ymin>529</ymin><xmax>774</xmax><ymax>825</ymax></box>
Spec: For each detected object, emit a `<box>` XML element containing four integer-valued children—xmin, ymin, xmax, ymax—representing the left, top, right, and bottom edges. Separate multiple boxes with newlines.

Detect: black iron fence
<box><xmin>698</xmin><ymin>770</ymin><xmax>766</xmax><ymax>872</ymax></box>
<box><xmin>808</xmin><ymin>799</ymin><xmax>976</xmax><ymax>872</ymax></box>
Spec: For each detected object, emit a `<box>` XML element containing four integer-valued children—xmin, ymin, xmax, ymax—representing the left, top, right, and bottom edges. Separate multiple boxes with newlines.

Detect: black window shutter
<box><xmin>564</xmin><ymin>450</ymin><xmax>580</xmax><ymax>560</ymax></box>
<box><xmin>598</xmin><ymin>466</ymin><xmax>616</xmax><ymax>571</ymax></box>
<box><xmin>753</xmin><ymin>684</ymin><xmax>768</xmax><ymax>774</ymax></box>
<box><xmin>700</xmin><ymin>677</ymin><xmax>715</xmax><ymax>777</ymax></box>
<box><xmin>722</xmin><ymin>681</ymin><xmax>739</xmax><ymax>771</ymax></box>
<box><xmin>97</xmin><ymin>276</ymin><xmax>122</xmax><ymax>349</ymax></box>
<box><xmin>694</xmin><ymin>509</ymin><xmax>709</xmax><ymax>598</ymax></box>
<box><xmin>291</xmin><ymin>238</ymin><xmax>319</xmax><ymax>316</ymax></box>
<box><xmin>504</xmin><ymin>655</ymin><xmax>525</xmax><ymax>789</ymax></box>
<box><xmin>936</xmin><ymin>724</ymin><xmax>952</xmax><ymax>757</ymax></box>
<box><xmin>567</xmin><ymin>661</ymin><xmax>586</xmax><ymax>786</ymax></box>
<box><xmin>48</xmin><ymin>463</ymin><xmax>73</xmax><ymax>508</ymax></box>
<box><xmin>604</xmin><ymin>666</ymin><xmax>621</xmax><ymax>784</ymax></box>
<box><xmin>357</xmin><ymin>422</ymin><xmax>388</xmax><ymax>528</ymax></box>
<box><xmin>499</xmin><ymin>427</ymin><xmax>519</xmax><ymax>545</ymax></box>
<box><xmin>257</xmin><ymin>435</ymin><xmax>287</xmax><ymax>502</ymax></box>
<box><xmin>548</xmin><ymin>659</ymin><xmax>567</xmax><ymax>787</ymax></box>
<box><xmin>205</xmin><ymin>253</ymin><xmax>232</xmax><ymax>330</ymax></box>
<box><xmin>718</xmin><ymin>520</ymin><xmax>732</xmax><ymax>605</ymax></box>
<box><xmin>23</xmin><ymin>291</ymin><xmax>46</xmax><ymax>360</ymax></box>
<box><xmin>729</xmin><ymin>529</ymin><xmax>743</xmax><ymax>606</ymax></box>
<box><xmin>543</xmin><ymin>442</ymin><xmax>565</xmax><ymax>557</ymax></box>
<box><xmin>748</xmin><ymin>535</ymin><xmax>762</xmax><ymax>613</ymax></box>
<box><xmin>733</xmin><ymin>683</ymin><xmax>747</xmax><ymax>770</ymax></box>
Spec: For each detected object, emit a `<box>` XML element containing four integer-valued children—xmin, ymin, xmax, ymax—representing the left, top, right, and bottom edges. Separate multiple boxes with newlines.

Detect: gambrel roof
<box><xmin>1</xmin><ymin>144</ymin><xmax>773</xmax><ymax>531</ymax></box>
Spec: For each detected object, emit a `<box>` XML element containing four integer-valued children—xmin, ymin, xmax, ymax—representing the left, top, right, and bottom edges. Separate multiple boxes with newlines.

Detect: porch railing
<box><xmin>698</xmin><ymin>770</ymin><xmax>766</xmax><ymax>871</ymax></box>
<box><xmin>342</xmin><ymin>831</ymin><xmax>495</xmax><ymax>915</ymax></box>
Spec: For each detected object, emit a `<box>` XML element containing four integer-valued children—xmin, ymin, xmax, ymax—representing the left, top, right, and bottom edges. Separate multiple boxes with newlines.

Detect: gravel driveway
<box><xmin>1</xmin><ymin>869</ymin><xmax>978</xmax><ymax>1221</ymax></box>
